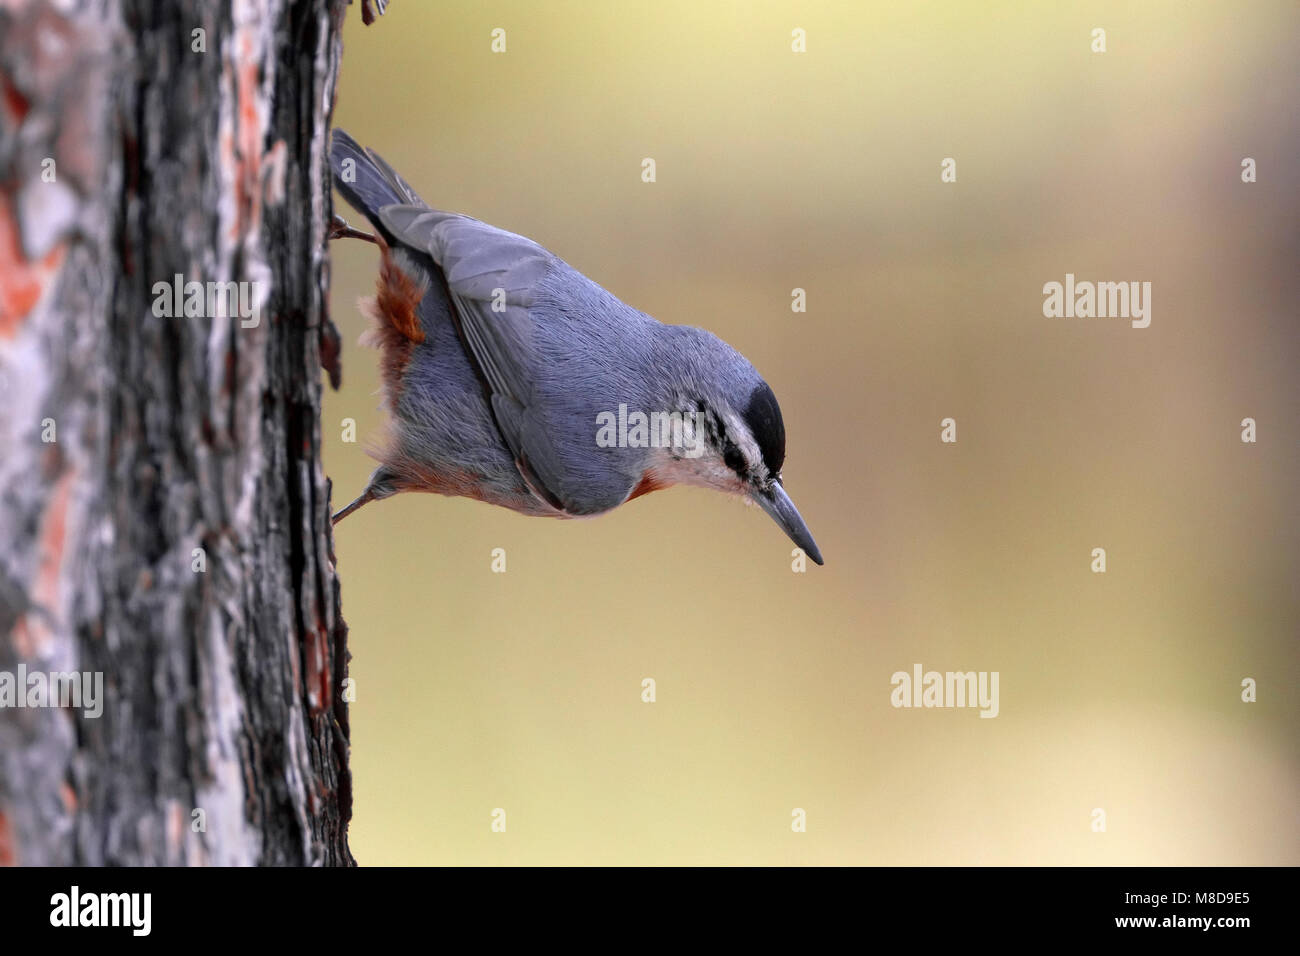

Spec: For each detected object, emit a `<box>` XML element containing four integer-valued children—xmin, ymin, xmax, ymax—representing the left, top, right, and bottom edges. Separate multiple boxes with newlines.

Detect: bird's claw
<box><xmin>329</xmin><ymin>214</ymin><xmax>378</xmax><ymax>244</ymax></box>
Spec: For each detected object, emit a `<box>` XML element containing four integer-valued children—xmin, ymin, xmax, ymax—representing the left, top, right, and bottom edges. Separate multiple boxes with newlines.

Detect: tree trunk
<box><xmin>0</xmin><ymin>0</ymin><xmax>353</xmax><ymax>866</ymax></box>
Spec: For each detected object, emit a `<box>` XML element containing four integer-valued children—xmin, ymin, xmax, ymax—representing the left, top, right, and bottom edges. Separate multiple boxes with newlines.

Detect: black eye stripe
<box><xmin>723</xmin><ymin>443</ymin><xmax>746</xmax><ymax>474</ymax></box>
<box><xmin>692</xmin><ymin>395</ymin><xmax>766</xmax><ymax>479</ymax></box>
<box><xmin>700</xmin><ymin>401</ymin><xmax>748</xmax><ymax>477</ymax></box>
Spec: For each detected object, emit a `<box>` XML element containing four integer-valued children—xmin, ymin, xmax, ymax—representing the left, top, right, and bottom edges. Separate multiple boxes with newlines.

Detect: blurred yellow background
<box><xmin>324</xmin><ymin>1</ymin><xmax>1299</xmax><ymax>865</ymax></box>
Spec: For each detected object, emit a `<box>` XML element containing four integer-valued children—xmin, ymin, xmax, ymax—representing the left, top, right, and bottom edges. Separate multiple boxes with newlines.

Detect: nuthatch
<box><xmin>328</xmin><ymin>130</ymin><xmax>823</xmax><ymax>565</ymax></box>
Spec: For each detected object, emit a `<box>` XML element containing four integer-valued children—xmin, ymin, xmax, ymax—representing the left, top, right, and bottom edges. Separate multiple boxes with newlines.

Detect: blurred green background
<box><xmin>324</xmin><ymin>1</ymin><xmax>1299</xmax><ymax>865</ymax></box>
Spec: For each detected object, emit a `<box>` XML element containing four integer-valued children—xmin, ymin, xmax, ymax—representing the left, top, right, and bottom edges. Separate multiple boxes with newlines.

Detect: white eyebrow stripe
<box><xmin>718</xmin><ymin>406</ymin><xmax>764</xmax><ymax>479</ymax></box>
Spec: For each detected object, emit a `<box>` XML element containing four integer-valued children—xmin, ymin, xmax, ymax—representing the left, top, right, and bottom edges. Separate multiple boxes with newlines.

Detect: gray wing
<box><xmin>378</xmin><ymin>204</ymin><xmax>607</xmax><ymax>515</ymax></box>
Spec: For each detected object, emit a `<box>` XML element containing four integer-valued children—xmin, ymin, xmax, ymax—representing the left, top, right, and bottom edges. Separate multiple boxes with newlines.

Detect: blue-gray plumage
<box><xmin>329</xmin><ymin>129</ymin><xmax>822</xmax><ymax>565</ymax></box>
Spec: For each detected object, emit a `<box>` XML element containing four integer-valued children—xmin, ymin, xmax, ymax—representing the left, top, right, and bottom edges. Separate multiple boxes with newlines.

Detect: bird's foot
<box><xmin>359</xmin><ymin>0</ymin><xmax>388</xmax><ymax>25</ymax></box>
<box><xmin>330</xmin><ymin>214</ymin><xmax>378</xmax><ymax>244</ymax></box>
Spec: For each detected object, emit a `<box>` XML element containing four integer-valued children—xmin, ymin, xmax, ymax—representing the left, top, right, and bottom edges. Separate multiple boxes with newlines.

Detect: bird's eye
<box><xmin>723</xmin><ymin>444</ymin><xmax>746</xmax><ymax>475</ymax></box>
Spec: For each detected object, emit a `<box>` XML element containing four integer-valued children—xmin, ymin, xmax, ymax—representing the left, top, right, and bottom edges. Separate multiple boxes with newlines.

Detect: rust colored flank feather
<box><xmin>626</xmin><ymin>471</ymin><xmax>667</xmax><ymax>501</ymax></box>
<box><xmin>360</xmin><ymin>239</ymin><xmax>426</xmax><ymax>400</ymax></box>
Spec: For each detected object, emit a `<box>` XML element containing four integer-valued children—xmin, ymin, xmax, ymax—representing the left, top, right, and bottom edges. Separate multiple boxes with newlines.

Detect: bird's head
<box><xmin>640</xmin><ymin>328</ymin><xmax>824</xmax><ymax>565</ymax></box>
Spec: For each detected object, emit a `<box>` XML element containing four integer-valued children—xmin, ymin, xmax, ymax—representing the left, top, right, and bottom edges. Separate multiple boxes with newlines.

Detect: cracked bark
<box><xmin>0</xmin><ymin>0</ymin><xmax>353</xmax><ymax>865</ymax></box>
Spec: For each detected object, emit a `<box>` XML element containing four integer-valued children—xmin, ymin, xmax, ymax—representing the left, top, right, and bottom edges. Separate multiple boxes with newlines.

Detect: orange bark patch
<box><xmin>0</xmin><ymin>192</ymin><xmax>65</xmax><ymax>338</ymax></box>
<box><xmin>0</xmin><ymin>810</ymin><xmax>15</xmax><ymax>866</ymax></box>
<box><xmin>1</xmin><ymin>75</ymin><xmax>28</xmax><ymax>124</ymax></box>
<box><xmin>233</xmin><ymin>34</ymin><xmax>263</xmax><ymax>237</ymax></box>
<box><xmin>13</xmin><ymin>471</ymin><xmax>74</xmax><ymax>657</ymax></box>
<box><xmin>303</xmin><ymin>615</ymin><xmax>331</xmax><ymax>715</ymax></box>
<box><xmin>34</xmin><ymin>472</ymin><xmax>72</xmax><ymax>611</ymax></box>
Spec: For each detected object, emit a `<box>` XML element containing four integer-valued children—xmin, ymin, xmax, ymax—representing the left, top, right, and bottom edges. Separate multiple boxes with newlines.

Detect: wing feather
<box><xmin>379</xmin><ymin>204</ymin><xmax>594</xmax><ymax>514</ymax></box>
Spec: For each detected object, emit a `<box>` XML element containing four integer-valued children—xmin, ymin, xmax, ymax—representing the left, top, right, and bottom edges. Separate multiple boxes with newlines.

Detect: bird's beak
<box><xmin>752</xmin><ymin>481</ymin><xmax>824</xmax><ymax>565</ymax></box>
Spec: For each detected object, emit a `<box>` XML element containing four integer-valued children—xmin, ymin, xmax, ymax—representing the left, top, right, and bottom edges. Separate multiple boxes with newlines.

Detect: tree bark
<box><xmin>0</xmin><ymin>0</ymin><xmax>353</xmax><ymax>865</ymax></box>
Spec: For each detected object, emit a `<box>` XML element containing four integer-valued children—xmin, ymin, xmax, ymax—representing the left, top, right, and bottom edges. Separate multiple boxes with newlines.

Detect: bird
<box><xmin>327</xmin><ymin>129</ymin><xmax>823</xmax><ymax>565</ymax></box>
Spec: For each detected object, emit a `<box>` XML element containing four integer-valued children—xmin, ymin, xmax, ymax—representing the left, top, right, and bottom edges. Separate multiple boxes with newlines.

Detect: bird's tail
<box><xmin>329</xmin><ymin>129</ymin><xmax>427</xmax><ymax>239</ymax></box>
<box><xmin>329</xmin><ymin>128</ymin><xmax>433</xmax><ymax>351</ymax></box>
<box><xmin>329</xmin><ymin>132</ymin><xmax>435</xmax><ymax>526</ymax></box>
